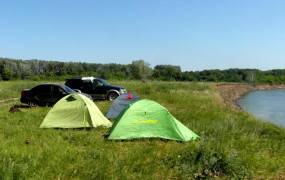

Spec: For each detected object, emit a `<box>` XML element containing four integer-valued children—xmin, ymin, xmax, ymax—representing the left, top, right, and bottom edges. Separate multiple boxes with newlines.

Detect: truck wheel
<box><xmin>107</xmin><ymin>92</ymin><xmax>119</xmax><ymax>101</ymax></box>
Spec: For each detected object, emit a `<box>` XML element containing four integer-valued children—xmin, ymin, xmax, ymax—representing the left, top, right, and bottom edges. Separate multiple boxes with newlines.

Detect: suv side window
<box><xmin>93</xmin><ymin>79</ymin><xmax>104</xmax><ymax>87</ymax></box>
<box><xmin>66</xmin><ymin>79</ymin><xmax>81</xmax><ymax>89</ymax></box>
<box><xmin>82</xmin><ymin>80</ymin><xmax>95</xmax><ymax>91</ymax></box>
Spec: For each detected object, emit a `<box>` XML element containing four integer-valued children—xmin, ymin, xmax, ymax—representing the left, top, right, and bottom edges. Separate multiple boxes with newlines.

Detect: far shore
<box><xmin>215</xmin><ymin>83</ymin><xmax>285</xmax><ymax>109</ymax></box>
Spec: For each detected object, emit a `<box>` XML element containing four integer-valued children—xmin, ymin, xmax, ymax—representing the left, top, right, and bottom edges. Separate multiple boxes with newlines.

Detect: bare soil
<box><xmin>215</xmin><ymin>83</ymin><xmax>285</xmax><ymax>109</ymax></box>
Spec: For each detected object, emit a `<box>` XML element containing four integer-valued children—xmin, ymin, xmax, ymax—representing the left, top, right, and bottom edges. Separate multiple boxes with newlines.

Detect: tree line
<box><xmin>1</xmin><ymin>57</ymin><xmax>285</xmax><ymax>84</ymax></box>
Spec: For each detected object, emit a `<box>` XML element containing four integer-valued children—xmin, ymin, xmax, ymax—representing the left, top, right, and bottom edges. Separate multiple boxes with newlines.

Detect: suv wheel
<box><xmin>28</xmin><ymin>101</ymin><xmax>36</xmax><ymax>107</ymax></box>
<box><xmin>107</xmin><ymin>92</ymin><xmax>119</xmax><ymax>101</ymax></box>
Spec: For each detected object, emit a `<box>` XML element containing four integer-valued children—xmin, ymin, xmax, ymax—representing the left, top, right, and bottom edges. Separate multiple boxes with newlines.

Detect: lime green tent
<box><xmin>108</xmin><ymin>99</ymin><xmax>198</xmax><ymax>141</ymax></box>
<box><xmin>40</xmin><ymin>94</ymin><xmax>112</xmax><ymax>128</ymax></box>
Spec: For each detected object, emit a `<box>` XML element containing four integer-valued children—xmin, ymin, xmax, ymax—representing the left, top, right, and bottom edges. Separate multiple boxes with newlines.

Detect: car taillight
<box><xmin>21</xmin><ymin>91</ymin><xmax>27</xmax><ymax>97</ymax></box>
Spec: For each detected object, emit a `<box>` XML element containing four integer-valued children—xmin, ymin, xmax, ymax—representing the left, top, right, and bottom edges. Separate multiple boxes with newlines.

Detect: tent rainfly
<box><xmin>40</xmin><ymin>93</ymin><xmax>112</xmax><ymax>128</ymax></box>
<box><xmin>106</xmin><ymin>92</ymin><xmax>140</xmax><ymax>120</ymax></box>
<box><xmin>108</xmin><ymin>99</ymin><xmax>198</xmax><ymax>141</ymax></box>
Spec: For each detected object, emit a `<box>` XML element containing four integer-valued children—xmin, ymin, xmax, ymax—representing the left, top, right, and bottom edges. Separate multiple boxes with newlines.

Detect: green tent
<box><xmin>40</xmin><ymin>94</ymin><xmax>112</xmax><ymax>128</ymax></box>
<box><xmin>108</xmin><ymin>99</ymin><xmax>198</xmax><ymax>141</ymax></box>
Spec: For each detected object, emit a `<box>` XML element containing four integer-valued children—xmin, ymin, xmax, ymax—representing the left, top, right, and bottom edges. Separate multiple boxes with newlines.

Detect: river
<box><xmin>238</xmin><ymin>89</ymin><xmax>285</xmax><ymax>127</ymax></box>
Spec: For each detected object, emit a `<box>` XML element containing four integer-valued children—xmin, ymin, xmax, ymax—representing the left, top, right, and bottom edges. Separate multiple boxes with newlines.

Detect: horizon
<box><xmin>1</xmin><ymin>0</ymin><xmax>285</xmax><ymax>71</ymax></box>
<box><xmin>2</xmin><ymin>56</ymin><xmax>285</xmax><ymax>72</ymax></box>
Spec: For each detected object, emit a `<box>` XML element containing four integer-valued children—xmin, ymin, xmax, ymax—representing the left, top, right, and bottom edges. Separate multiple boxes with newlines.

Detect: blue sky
<box><xmin>0</xmin><ymin>0</ymin><xmax>285</xmax><ymax>71</ymax></box>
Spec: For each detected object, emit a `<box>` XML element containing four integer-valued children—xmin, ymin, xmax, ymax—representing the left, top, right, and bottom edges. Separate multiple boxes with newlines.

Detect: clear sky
<box><xmin>1</xmin><ymin>0</ymin><xmax>285</xmax><ymax>71</ymax></box>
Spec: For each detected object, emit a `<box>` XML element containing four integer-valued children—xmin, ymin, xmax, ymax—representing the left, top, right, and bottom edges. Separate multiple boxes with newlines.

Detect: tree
<box><xmin>153</xmin><ymin>65</ymin><xmax>182</xmax><ymax>81</ymax></box>
<box><xmin>245</xmin><ymin>71</ymin><xmax>256</xmax><ymax>83</ymax></box>
<box><xmin>1</xmin><ymin>65</ymin><xmax>12</xmax><ymax>80</ymax></box>
<box><xmin>129</xmin><ymin>60</ymin><xmax>152</xmax><ymax>80</ymax></box>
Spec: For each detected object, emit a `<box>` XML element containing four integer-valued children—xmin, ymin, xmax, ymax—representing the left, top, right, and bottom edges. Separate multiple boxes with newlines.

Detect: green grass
<box><xmin>0</xmin><ymin>80</ymin><xmax>285</xmax><ymax>179</ymax></box>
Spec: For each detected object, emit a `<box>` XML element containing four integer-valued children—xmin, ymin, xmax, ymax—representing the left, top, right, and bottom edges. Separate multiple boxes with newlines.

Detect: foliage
<box><xmin>153</xmin><ymin>65</ymin><xmax>182</xmax><ymax>81</ymax></box>
<box><xmin>129</xmin><ymin>60</ymin><xmax>152</xmax><ymax>80</ymax></box>
<box><xmin>1</xmin><ymin>58</ymin><xmax>285</xmax><ymax>83</ymax></box>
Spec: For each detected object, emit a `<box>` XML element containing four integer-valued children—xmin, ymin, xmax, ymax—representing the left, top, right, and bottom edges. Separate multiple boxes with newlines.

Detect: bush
<box><xmin>162</xmin><ymin>144</ymin><xmax>251</xmax><ymax>179</ymax></box>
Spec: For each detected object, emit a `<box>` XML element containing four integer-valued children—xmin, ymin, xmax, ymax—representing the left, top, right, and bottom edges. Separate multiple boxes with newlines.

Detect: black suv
<box><xmin>65</xmin><ymin>77</ymin><xmax>127</xmax><ymax>101</ymax></box>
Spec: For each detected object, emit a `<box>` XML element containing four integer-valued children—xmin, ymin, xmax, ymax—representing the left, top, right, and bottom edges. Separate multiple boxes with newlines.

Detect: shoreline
<box><xmin>215</xmin><ymin>83</ymin><xmax>285</xmax><ymax>109</ymax></box>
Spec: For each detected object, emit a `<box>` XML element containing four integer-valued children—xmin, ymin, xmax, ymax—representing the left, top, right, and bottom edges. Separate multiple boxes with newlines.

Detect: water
<box><xmin>238</xmin><ymin>89</ymin><xmax>285</xmax><ymax>127</ymax></box>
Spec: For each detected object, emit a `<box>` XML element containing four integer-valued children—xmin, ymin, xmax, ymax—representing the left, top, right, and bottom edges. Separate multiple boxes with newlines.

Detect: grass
<box><xmin>0</xmin><ymin>80</ymin><xmax>285</xmax><ymax>179</ymax></box>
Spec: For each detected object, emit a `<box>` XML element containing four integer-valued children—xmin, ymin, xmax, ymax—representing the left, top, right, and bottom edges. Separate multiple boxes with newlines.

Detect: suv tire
<box><xmin>107</xmin><ymin>92</ymin><xmax>119</xmax><ymax>101</ymax></box>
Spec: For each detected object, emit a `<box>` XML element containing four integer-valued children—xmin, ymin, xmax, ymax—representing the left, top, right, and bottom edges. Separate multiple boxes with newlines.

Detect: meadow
<box><xmin>0</xmin><ymin>80</ymin><xmax>285</xmax><ymax>179</ymax></box>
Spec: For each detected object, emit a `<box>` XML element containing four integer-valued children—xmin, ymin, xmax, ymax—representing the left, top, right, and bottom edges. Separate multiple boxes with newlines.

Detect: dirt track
<box><xmin>0</xmin><ymin>98</ymin><xmax>19</xmax><ymax>105</ymax></box>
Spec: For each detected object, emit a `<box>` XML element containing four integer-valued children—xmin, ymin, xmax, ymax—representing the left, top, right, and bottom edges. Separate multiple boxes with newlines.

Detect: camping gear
<box><xmin>106</xmin><ymin>92</ymin><xmax>140</xmax><ymax>120</ymax></box>
<box><xmin>108</xmin><ymin>99</ymin><xmax>198</xmax><ymax>141</ymax></box>
<box><xmin>40</xmin><ymin>93</ymin><xmax>112</xmax><ymax>128</ymax></box>
<box><xmin>9</xmin><ymin>104</ymin><xmax>32</xmax><ymax>113</ymax></box>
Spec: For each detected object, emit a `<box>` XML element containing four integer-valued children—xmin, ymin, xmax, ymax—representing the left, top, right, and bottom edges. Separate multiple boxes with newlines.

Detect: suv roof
<box><xmin>67</xmin><ymin>77</ymin><xmax>97</xmax><ymax>81</ymax></box>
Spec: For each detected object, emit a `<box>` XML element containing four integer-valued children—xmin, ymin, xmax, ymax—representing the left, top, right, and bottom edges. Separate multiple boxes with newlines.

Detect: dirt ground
<box><xmin>215</xmin><ymin>83</ymin><xmax>285</xmax><ymax>109</ymax></box>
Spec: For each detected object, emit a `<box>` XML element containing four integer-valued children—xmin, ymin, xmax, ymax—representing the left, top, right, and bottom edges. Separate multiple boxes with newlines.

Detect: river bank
<box><xmin>215</xmin><ymin>83</ymin><xmax>285</xmax><ymax>109</ymax></box>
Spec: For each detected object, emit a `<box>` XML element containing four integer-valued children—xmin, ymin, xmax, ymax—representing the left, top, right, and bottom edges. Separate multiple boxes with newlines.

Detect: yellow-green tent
<box><xmin>40</xmin><ymin>94</ymin><xmax>111</xmax><ymax>128</ymax></box>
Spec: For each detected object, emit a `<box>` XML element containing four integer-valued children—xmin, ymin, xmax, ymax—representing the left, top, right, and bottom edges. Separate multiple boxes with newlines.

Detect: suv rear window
<box><xmin>65</xmin><ymin>79</ymin><xmax>82</xmax><ymax>89</ymax></box>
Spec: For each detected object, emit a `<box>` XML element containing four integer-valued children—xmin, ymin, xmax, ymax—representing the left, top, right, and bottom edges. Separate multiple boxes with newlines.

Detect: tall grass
<box><xmin>0</xmin><ymin>80</ymin><xmax>284</xmax><ymax>179</ymax></box>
